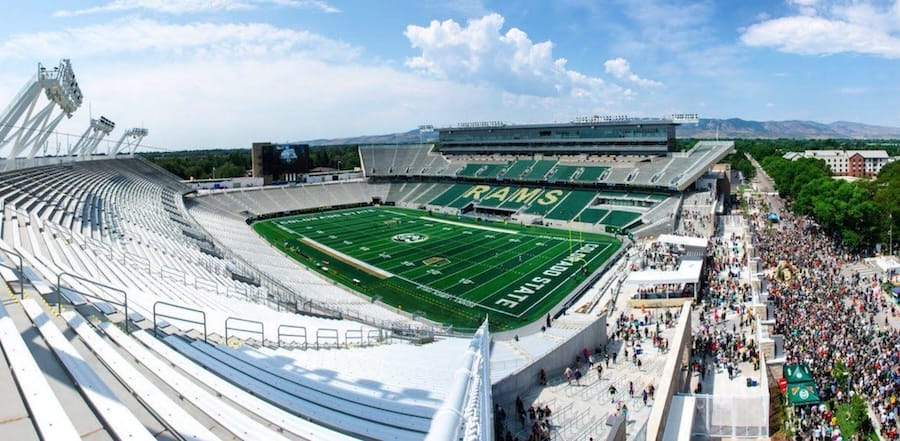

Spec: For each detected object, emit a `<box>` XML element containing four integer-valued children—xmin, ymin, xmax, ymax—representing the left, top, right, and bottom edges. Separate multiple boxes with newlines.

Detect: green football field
<box><xmin>253</xmin><ymin>206</ymin><xmax>621</xmax><ymax>331</ymax></box>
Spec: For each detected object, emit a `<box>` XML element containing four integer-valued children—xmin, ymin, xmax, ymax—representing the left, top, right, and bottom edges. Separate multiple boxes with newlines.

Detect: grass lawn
<box><xmin>253</xmin><ymin>206</ymin><xmax>621</xmax><ymax>331</ymax></box>
<box><xmin>836</xmin><ymin>402</ymin><xmax>878</xmax><ymax>440</ymax></box>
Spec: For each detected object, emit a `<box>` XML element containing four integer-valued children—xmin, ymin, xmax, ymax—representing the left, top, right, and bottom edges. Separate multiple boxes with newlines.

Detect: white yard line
<box><xmin>421</xmin><ymin>216</ymin><xmax>518</xmax><ymax>234</ymax></box>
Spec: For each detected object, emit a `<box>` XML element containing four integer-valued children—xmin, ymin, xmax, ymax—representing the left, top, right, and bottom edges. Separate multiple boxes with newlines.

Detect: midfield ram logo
<box><xmin>392</xmin><ymin>233</ymin><xmax>428</xmax><ymax>244</ymax></box>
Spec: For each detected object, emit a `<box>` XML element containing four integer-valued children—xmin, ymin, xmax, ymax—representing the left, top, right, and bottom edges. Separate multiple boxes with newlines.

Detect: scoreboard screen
<box><xmin>260</xmin><ymin>143</ymin><xmax>311</xmax><ymax>176</ymax></box>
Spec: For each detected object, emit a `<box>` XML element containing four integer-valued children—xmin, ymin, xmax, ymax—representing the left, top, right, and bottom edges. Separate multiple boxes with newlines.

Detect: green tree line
<box><xmin>741</xmin><ymin>139</ymin><xmax>898</xmax><ymax>252</ymax></box>
<box><xmin>142</xmin><ymin>145</ymin><xmax>361</xmax><ymax>180</ymax></box>
<box><xmin>141</xmin><ymin>149</ymin><xmax>251</xmax><ymax>180</ymax></box>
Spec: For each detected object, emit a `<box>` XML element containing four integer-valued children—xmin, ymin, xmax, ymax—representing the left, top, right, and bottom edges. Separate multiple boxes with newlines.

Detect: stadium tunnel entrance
<box><xmin>472</xmin><ymin>204</ymin><xmax>517</xmax><ymax>219</ymax></box>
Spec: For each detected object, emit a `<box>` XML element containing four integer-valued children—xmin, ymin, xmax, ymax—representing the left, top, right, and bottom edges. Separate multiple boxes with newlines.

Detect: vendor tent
<box><xmin>784</xmin><ymin>364</ymin><xmax>821</xmax><ymax>406</ymax></box>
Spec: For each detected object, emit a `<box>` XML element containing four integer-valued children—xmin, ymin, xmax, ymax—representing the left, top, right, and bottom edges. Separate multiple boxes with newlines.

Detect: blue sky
<box><xmin>1</xmin><ymin>0</ymin><xmax>899</xmax><ymax>149</ymax></box>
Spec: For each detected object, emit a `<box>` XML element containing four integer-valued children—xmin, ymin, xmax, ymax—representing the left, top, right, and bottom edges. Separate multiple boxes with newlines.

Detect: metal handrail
<box><xmin>345</xmin><ymin>329</ymin><xmax>363</xmax><ymax>346</ymax></box>
<box><xmin>153</xmin><ymin>301</ymin><xmax>207</xmax><ymax>342</ymax></box>
<box><xmin>277</xmin><ymin>324</ymin><xmax>307</xmax><ymax>349</ymax></box>
<box><xmin>315</xmin><ymin>328</ymin><xmax>339</xmax><ymax>349</ymax></box>
<box><xmin>224</xmin><ymin>316</ymin><xmax>264</xmax><ymax>344</ymax></box>
<box><xmin>57</xmin><ymin>271</ymin><xmax>129</xmax><ymax>333</ymax></box>
<box><xmin>0</xmin><ymin>246</ymin><xmax>24</xmax><ymax>298</ymax></box>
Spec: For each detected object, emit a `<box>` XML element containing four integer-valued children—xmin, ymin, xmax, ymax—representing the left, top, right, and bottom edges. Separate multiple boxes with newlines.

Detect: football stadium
<box><xmin>0</xmin><ymin>60</ymin><xmax>786</xmax><ymax>441</ymax></box>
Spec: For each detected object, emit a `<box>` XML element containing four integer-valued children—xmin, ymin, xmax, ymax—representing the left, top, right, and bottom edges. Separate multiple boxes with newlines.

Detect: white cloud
<box><xmin>0</xmin><ymin>13</ymin><xmax>662</xmax><ymax>150</ymax></box>
<box><xmin>0</xmin><ymin>18</ymin><xmax>358</xmax><ymax>62</ymax></box>
<box><xmin>54</xmin><ymin>0</ymin><xmax>339</xmax><ymax>17</ymax></box>
<box><xmin>403</xmin><ymin>14</ymin><xmax>626</xmax><ymax>99</ymax></box>
<box><xmin>52</xmin><ymin>58</ymin><xmax>503</xmax><ymax>150</ymax></box>
<box><xmin>741</xmin><ymin>1</ymin><xmax>900</xmax><ymax>58</ymax></box>
<box><xmin>603</xmin><ymin>57</ymin><xmax>662</xmax><ymax>87</ymax></box>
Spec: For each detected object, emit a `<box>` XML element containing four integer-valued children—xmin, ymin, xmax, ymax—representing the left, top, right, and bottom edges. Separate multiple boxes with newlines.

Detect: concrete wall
<box><xmin>627</xmin><ymin>297</ymin><xmax>692</xmax><ymax>309</ymax></box>
<box><xmin>606</xmin><ymin>414</ymin><xmax>626</xmax><ymax>441</ymax></box>
<box><xmin>491</xmin><ymin>313</ymin><xmax>607</xmax><ymax>404</ymax></box>
<box><xmin>646</xmin><ymin>302</ymin><xmax>693</xmax><ymax>441</ymax></box>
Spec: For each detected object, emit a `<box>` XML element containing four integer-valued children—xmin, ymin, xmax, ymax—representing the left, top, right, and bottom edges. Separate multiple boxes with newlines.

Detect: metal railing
<box><xmin>277</xmin><ymin>324</ymin><xmax>307</xmax><ymax>348</ymax></box>
<box><xmin>0</xmin><ymin>246</ymin><xmax>24</xmax><ymax>298</ymax></box>
<box><xmin>57</xmin><ymin>271</ymin><xmax>129</xmax><ymax>333</ymax></box>
<box><xmin>225</xmin><ymin>317</ymin><xmax>264</xmax><ymax>344</ymax></box>
<box><xmin>345</xmin><ymin>329</ymin><xmax>363</xmax><ymax>346</ymax></box>
<box><xmin>153</xmin><ymin>301</ymin><xmax>207</xmax><ymax>342</ymax></box>
<box><xmin>315</xmin><ymin>328</ymin><xmax>339</xmax><ymax>349</ymax></box>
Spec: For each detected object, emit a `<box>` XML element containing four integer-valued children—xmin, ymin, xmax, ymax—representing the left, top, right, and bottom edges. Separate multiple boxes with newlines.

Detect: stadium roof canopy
<box><xmin>625</xmin><ymin>256</ymin><xmax>704</xmax><ymax>286</ymax></box>
<box><xmin>657</xmin><ymin>234</ymin><xmax>708</xmax><ymax>249</ymax></box>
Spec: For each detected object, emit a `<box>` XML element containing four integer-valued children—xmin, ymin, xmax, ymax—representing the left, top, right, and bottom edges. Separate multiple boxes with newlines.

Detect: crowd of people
<box><xmin>754</xmin><ymin>198</ymin><xmax>898</xmax><ymax>439</ymax></box>
<box><xmin>683</xmin><ymin>207</ymin><xmax>762</xmax><ymax>398</ymax></box>
<box><xmin>494</xmin><ymin>398</ymin><xmax>554</xmax><ymax>441</ymax></box>
<box><xmin>678</xmin><ymin>207</ymin><xmax>715</xmax><ymax>238</ymax></box>
<box><xmin>636</xmin><ymin>241</ymin><xmax>684</xmax><ymax>271</ymax></box>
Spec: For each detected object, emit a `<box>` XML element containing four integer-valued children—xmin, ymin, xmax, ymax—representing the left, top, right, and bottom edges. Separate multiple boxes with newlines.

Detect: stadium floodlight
<box><xmin>0</xmin><ymin>59</ymin><xmax>83</xmax><ymax>170</ymax></box>
<box><xmin>110</xmin><ymin>127</ymin><xmax>149</xmax><ymax>156</ymax></box>
<box><xmin>69</xmin><ymin>116</ymin><xmax>116</xmax><ymax>158</ymax></box>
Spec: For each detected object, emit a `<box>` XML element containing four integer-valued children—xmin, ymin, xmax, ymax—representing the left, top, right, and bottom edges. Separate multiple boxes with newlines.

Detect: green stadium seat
<box><xmin>543</xmin><ymin>191</ymin><xmax>597</xmax><ymax>221</ymax></box>
<box><xmin>574</xmin><ymin>166</ymin><xmax>609</xmax><ymax>183</ymax></box>
<box><xmin>547</xmin><ymin>165</ymin><xmax>579</xmax><ymax>182</ymax></box>
<box><xmin>600</xmin><ymin>210</ymin><xmax>641</xmax><ymax>228</ymax></box>
<box><xmin>576</xmin><ymin>208</ymin><xmax>609</xmax><ymax>224</ymax></box>
<box><xmin>523</xmin><ymin>160</ymin><xmax>557</xmax><ymax>180</ymax></box>
<box><xmin>500</xmin><ymin>160</ymin><xmax>534</xmax><ymax>179</ymax></box>
<box><xmin>428</xmin><ymin>184</ymin><xmax>472</xmax><ymax>206</ymax></box>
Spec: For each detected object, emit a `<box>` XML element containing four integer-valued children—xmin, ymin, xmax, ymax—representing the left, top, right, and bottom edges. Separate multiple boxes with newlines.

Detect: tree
<box><xmin>751</xmin><ymin>139</ymin><xmax>896</xmax><ymax>252</ymax></box>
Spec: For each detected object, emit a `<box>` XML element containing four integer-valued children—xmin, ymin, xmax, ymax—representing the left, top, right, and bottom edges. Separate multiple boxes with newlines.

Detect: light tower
<box><xmin>70</xmin><ymin>116</ymin><xmax>115</xmax><ymax>158</ymax></box>
<box><xmin>110</xmin><ymin>128</ymin><xmax>148</xmax><ymax>157</ymax></box>
<box><xmin>0</xmin><ymin>59</ymin><xmax>83</xmax><ymax>170</ymax></box>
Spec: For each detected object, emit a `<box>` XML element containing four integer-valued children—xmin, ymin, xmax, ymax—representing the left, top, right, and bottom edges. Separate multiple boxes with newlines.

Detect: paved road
<box><xmin>747</xmin><ymin>155</ymin><xmax>784</xmax><ymax>216</ymax></box>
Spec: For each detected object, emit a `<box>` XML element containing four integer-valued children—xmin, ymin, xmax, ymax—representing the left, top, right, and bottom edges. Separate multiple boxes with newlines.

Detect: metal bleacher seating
<box><xmin>0</xmin><ymin>156</ymin><xmax>496</xmax><ymax>440</ymax></box>
<box><xmin>0</xmin><ymin>299</ymin><xmax>80</xmax><ymax>440</ymax></box>
<box><xmin>21</xmin><ymin>298</ymin><xmax>155</xmax><ymax>441</ymax></box>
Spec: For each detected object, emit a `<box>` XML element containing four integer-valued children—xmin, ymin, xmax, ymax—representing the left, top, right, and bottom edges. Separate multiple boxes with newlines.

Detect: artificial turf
<box><xmin>253</xmin><ymin>206</ymin><xmax>621</xmax><ymax>331</ymax></box>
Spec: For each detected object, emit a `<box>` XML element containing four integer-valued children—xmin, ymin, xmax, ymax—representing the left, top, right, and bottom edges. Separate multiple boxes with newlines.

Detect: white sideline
<box><xmin>300</xmin><ymin>237</ymin><xmax>394</xmax><ymax>278</ymax></box>
<box><xmin>61</xmin><ymin>312</ymin><xmax>220</xmax><ymax>441</ymax></box>
<box><xmin>20</xmin><ymin>299</ymin><xmax>154</xmax><ymax>441</ymax></box>
<box><xmin>0</xmin><ymin>300</ymin><xmax>80</xmax><ymax>440</ymax></box>
<box><xmin>419</xmin><ymin>216</ymin><xmax>518</xmax><ymax>234</ymax></box>
<box><xmin>101</xmin><ymin>325</ymin><xmax>293</xmax><ymax>441</ymax></box>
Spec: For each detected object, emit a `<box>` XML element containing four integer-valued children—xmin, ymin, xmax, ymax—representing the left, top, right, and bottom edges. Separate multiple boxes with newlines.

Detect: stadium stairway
<box><xmin>0</xmin><ymin>291</ymin><xmax>176</xmax><ymax>440</ymax></box>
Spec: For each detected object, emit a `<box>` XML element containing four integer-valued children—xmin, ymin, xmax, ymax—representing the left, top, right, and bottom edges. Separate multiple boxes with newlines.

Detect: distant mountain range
<box><xmin>679</xmin><ymin>118</ymin><xmax>900</xmax><ymax>139</ymax></box>
<box><xmin>303</xmin><ymin>129</ymin><xmax>438</xmax><ymax>146</ymax></box>
<box><xmin>300</xmin><ymin>118</ymin><xmax>900</xmax><ymax>146</ymax></box>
